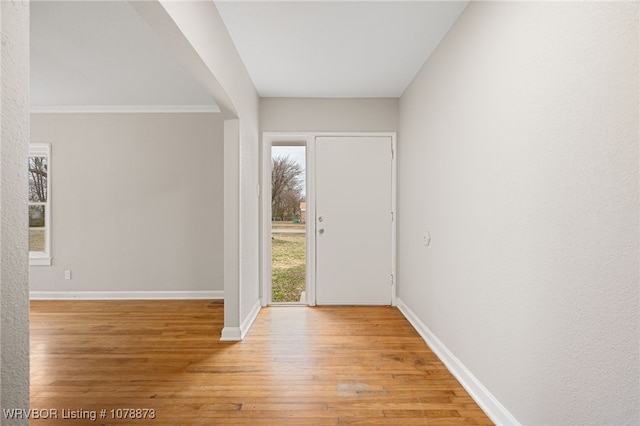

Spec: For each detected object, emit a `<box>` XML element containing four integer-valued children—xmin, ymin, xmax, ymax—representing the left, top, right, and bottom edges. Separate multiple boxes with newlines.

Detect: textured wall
<box><xmin>29</xmin><ymin>113</ymin><xmax>225</xmax><ymax>294</ymax></box>
<box><xmin>398</xmin><ymin>2</ymin><xmax>639</xmax><ymax>424</ymax></box>
<box><xmin>0</xmin><ymin>0</ymin><xmax>30</xmax><ymax>422</ymax></box>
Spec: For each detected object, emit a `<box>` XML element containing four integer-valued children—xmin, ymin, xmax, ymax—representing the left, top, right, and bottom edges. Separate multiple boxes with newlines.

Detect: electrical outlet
<box><xmin>64</xmin><ymin>270</ymin><xmax>71</xmax><ymax>280</ymax></box>
<box><xmin>423</xmin><ymin>231</ymin><xmax>431</xmax><ymax>247</ymax></box>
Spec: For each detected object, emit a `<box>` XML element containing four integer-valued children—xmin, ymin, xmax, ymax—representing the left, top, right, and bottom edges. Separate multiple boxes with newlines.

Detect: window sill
<box><xmin>29</xmin><ymin>256</ymin><xmax>52</xmax><ymax>266</ymax></box>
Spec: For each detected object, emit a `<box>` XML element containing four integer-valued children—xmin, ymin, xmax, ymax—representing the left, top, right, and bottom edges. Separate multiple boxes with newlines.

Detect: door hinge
<box><xmin>390</xmin><ymin>274</ymin><xmax>394</xmax><ymax>287</ymax></box>
<box><xmin>391</xmin><ymin>211</ymin><xmax>394</xmax><ymax>222</ymax></box>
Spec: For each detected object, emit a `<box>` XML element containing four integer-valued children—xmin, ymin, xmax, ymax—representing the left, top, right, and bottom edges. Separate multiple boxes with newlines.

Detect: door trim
<box><xmin>260</xmin><ymin>132</ymin><xmax>397</xmax><ymax>307</ymax></box>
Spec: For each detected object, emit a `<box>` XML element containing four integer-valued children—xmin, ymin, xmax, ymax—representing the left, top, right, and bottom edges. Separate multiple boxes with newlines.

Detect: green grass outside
<box><xmin>29</xmin><ymin>228</ymin><xmax>45</xmax><ymax>252</ymax></box>
<box><xmin>271</xmin><ymin>233</ymin><xmax>306</xmax><ymax>302</ymax></box>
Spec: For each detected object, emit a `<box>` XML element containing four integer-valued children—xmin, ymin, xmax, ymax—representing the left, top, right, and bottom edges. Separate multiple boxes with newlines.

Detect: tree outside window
<box><xmin>29</xmin><ymin>144</ymin><xmax>51</xmax><ymax>265</ymax></box>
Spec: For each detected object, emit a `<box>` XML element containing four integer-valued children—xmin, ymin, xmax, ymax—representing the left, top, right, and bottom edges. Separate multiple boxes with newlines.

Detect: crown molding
<box><xmin>30</xmin><ymin>104</ymin><xmax>221</xmax><ymax>114</ymax></box>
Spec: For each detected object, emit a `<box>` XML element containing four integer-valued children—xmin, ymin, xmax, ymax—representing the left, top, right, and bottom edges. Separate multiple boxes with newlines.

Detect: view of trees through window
<box><xmin>28</xmin><ymin>155</ymin><xmax>48</xmax><ymax>252</ymax></box>
<box><xmin>271</xmin><ymin>155</ymin><xmax>304</xmax><ymax>220</ymax></box>
<box><xmin>271</xmin><ymin>147</ymin><xmax>306</xmax><ymax>303</ymax></box>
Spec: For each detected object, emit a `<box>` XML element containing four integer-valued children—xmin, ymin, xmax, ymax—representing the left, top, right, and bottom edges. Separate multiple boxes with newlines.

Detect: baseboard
<box><xmin>220</xmin><ymin>299</ymin><xmax>262</xmax><ymax>342</ymax></box>
<box><xmin>30</xmin><ymin>290</ymin><xmax>224</xmax><ymax>300</ymax></box>
<box><xmin>220</xmin><ymin>327</ymin><xmax>241</xmax><ymax>341</ymax></box>
<box><xmin>240</xmin><ymin>299</ymin><xmax>262</xmax><ymax>339</ymax></box>
<box><xmin>396</xmin><ymin>298</ymin><xmax>520</xmax><ymax>426</ymax></box>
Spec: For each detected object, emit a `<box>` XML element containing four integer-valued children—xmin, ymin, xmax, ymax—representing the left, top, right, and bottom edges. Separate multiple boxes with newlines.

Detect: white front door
<box><xmin>315</xmin><ymin>136</ymin><xmax>393</xmax><ymax>305</ymax></box>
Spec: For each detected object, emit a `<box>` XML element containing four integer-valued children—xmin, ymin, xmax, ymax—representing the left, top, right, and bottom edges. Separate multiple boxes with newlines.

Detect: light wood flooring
<box><xmin>30</xmin><ymin>300</ymin><xmax>493</xmax><ymax>425</ymax></box>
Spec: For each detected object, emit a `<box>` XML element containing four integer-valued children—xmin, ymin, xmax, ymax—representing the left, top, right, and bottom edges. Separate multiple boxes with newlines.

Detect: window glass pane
<box><xmin>29</xmin><ymin>229</ymin><xmax>46</xmax><ymax>252</ymax></box>
<box><xmin>28</xmin><ymin>156</ymin><xmax>47</xmax><ymax>203</ymax></box>
<box><xmin>29</xmin><ymin>205</ymin><xmax>46</xmax><ymax>227</ymax></box>
<box><xmin>29</xmin><ymin>205</ymin><xmax>46</xmax><ymax>252</ymax></box>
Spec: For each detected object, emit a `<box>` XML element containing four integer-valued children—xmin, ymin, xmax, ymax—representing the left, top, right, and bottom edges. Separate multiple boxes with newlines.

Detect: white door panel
<box><xmin>315</xmin><ymin>136</ymin><xmax>392</xmax><ymax>305</ymax></box>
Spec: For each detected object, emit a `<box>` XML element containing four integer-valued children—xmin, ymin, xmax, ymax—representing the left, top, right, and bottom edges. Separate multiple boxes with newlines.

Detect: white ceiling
<box><xmin>30</xmin><ymin>1</ymin><xmax>468</xmax><ymax>108</ymax></box>
<box><xmin>30</xmin><ymin>0</ymin><xmax>218</xmax><ymax>110</ymax></box>
<box><xmin>215</xmin><ymin>1</ymin><xmax>468</xmax><ymax>98</ymax></box>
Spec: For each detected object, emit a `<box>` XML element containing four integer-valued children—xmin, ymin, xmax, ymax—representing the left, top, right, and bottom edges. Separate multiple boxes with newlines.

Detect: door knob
<box><xmin>318</xmin><ymin>229</ymin><xmax>325</xmax><ymax>235</ymax></box>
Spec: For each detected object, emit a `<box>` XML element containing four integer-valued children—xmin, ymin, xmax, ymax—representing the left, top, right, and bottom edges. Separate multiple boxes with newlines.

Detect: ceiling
<box><xmin>215</xmin><ymin>1</ymin><xmax>468</xmax><ymax>98</ymax></box>
<box><xmin>30</xmin><ymin>1</ymin><xmax>468</xmax><ymax>109</ymax></box>
<box><xmin>30</xmin><ymin>0</ymin><xmax>219</xmax><ymax>110</ymax></box>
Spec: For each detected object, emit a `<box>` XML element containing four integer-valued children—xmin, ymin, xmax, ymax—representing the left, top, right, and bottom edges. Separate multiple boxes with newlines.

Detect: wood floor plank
<box><xmin>30</xmin><ymin>301</ymin><xmax>493</xmax><ymax>425</ymax></box>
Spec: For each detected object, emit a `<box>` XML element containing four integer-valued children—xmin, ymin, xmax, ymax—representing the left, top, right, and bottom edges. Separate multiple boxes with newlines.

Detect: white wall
<box><xmin>261</xmin><ymin>97</ymin><xmax>398</xmax><ymax>132</ymax></box>
<box><xmin>398</xmin><ymin>2</ymin><xmax>639</xmax><ymax>425</ymax></box>
<box><xmin>141</xmin><ymin>0</ymin><xmax>261</xmax><ymax>339</ymax></box>
<box><xmin>0</xmin><ymin>0</ymin><xmax>29</xmax><ymax>420</ymax></box>
<box><xmin>29</xmin><ymin>113</ymin><xmax>224</xmax><ymax>296</ymax></box>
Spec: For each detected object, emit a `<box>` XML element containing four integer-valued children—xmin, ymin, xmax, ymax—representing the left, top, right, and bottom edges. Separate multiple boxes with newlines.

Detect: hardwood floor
<box><xmin>30</xmin><ymin>300</ymin><xmax>493</xmax><ymax>425</ymax></box>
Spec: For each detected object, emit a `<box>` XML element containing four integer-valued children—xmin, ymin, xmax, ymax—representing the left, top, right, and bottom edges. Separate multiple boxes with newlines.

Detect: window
<box><xmin>29</xmin><ymin>143</ymin><xmax>51</xmax><ymax>265</ymax></box>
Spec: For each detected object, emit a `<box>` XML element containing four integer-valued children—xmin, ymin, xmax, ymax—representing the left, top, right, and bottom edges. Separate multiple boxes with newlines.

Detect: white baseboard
<box><xmin>220</xmin><ymin>299</ymin><xmax>262</xmax><ymax>342</ymax></box>
<box><xmin>396</xmin><ymin>298</ymin><xmax>520</xmax><ymax>426</ymax></box>
<box><xmin>30</xmin><ymin>290</ymin><xmax>224</xmax><ymax>300</ymax></box>
<box><xmin>220</xmin><ymin>327</ymin><xmax>241</xmax><ymax>341</ymax></box>
<box><xmin>240</xmin><ymin>299</ymin><xmax>262</xmax><ymax>339</ymax></box>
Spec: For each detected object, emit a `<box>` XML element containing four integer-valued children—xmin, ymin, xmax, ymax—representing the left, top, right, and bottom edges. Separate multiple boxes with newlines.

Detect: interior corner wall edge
<box><xmin>397</xmin><ymin>2</ymin><xmax>639</xmax><ymax>425</ymax></box>
<box><xmin>29</xmin><ymin>113</ymin><xmax>225</xmax><ymax>294</ymax></box>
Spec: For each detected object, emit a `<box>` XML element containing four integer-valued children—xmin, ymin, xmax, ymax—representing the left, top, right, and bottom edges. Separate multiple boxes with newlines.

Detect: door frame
<box><xmin>260</xmin><ymin>132</ymin><xmax>397</xmax><ymax>307</ymax></box>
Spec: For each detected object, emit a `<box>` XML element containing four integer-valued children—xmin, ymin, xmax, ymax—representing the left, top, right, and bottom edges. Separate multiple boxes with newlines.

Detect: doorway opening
<box><xmin>270</xmin><ymin>142</ymin><xmax>307</xmax><ymax>304</ymax></box>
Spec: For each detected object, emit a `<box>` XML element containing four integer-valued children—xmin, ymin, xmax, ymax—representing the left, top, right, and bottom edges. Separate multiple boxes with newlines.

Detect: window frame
<box><xmin>29</xmin><ymin>143</ymin><xmax>52</xmax><ymax>266</ymax></box>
